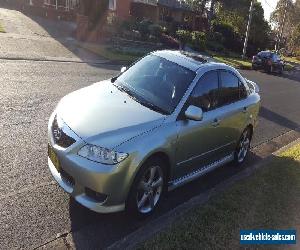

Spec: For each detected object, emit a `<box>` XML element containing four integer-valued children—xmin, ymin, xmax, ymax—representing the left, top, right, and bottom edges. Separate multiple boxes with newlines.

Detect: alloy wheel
<box><xmin>136</xmin><ymin>165</ymin><xmax>164</xmax><ymax>214</ymax></box>
<box><xmin>237</xmin><ymin>130</ymin><xmax>250</xmax><ymax>163</ymax></box>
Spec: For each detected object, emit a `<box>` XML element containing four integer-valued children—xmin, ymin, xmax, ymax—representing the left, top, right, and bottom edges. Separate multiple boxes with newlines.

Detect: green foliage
<box><xmin>212</xmin><ymin>21</ymin><xmax>240</xmax><ymax>52</ymax></box>
<box><xmin>191</xmin><ymin>31</ymin><xmax>207</xmax><ymax>51</ymax></box>
<box><xmin>137</xmin><ymin>19</ymin><xmax>153</xmax><ymax>39</ymax></box>
<box><xmin>148</xmin><ymin>24</ymin><xmax>163</xmax><ymax>38</ymax></box>
<box><xmin>176</xmin><ymin>29</ymin><xmax>191</xmax><ymax>44</ymax></box>
<box><xmin>209</xmin><ymin>32</ymin><xmax>225</xmax><ymax>44</ymax></box>
<box><xmin>249</xmin><ymin>2</ymin><xmax>271</xmax><ymax>52</ymax></box>
<box><xmin>207</xmin><ymin>40</ymin><xmax>225</xmax><ymax>53</ymax></box>
<box><xmin>185</xmin><ymin>0</ymin><xmax>209</xmax><ymax>14</ymax></box>
<box><xmin>120</xmin><ymin>19</ymin><xmax>138</xmax><ymax>32</ymax></box>
<box><xmin>291</xmin><ymin>24</ymin><xmax>300</xmax><ymax>49</ymax></box>
<box><xmin>176</xmin><ymin>30</ymin><xmax>206</xmax><ymax>51</ymax></box>
<box><xmin>215</xmin><ymin>0</ymin><xmax>271</xmax><ymax>54</ymax></box>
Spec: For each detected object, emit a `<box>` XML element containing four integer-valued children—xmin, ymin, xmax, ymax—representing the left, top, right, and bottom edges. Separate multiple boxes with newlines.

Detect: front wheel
<box><xmin>126</xmin><ymin>157</ymin><xmax>166</xmax><ymax>216</ymax></box>
<box><xmin>234</xmin><ymin>128</ymin><xmax>252</xmax><ymax>164</ymax></box>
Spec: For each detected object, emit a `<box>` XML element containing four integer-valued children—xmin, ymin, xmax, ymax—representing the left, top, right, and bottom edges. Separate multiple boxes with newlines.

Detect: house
<box><xmin>76</xmin><ymin>0</ymin><xmax>207</xmax><ymax>42</ymax></box>
<box><xmin>4</xmin><ymin>0</ymin><xmax>80</xmax><ymax>21</ymax></box>
<box><xmin>76</xmin><ymin>0</ymin><xmax>131</xmax><ymax>42</ymax></box>
<box><xmin>130</xmin><ymin>0</ymin><xmax>208</xmax><ymax>31</ymax></box>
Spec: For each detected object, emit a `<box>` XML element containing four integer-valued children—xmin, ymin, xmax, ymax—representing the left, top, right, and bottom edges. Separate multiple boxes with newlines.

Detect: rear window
<box><xmin>272</xmin><ymin>54</ymin><xmax>281</xmax><ymax>61</ymax></box>
<box><xmin>258</xmin><ymin>52</ymin><xmax>271</xmax><ymax>58</ymax></box>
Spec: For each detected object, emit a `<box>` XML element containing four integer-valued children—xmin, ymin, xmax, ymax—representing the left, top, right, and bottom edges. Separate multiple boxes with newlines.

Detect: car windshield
<box><xmin>114</xmin><ymin>54</ymin><xmax>196</xmax><ymax>115</ymax></box>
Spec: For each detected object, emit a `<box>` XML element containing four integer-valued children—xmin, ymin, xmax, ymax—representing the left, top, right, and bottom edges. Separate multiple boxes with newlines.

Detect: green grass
<box><xmin>213</xmin><ymin>55</ymin><xmax>252</xmax><ymax>70</ymax></box>
<box><xmin>283</xmin><ymin>56</ymin><xmax>300</xmax><ymax>65</ymax></box>
<box><xmin>78</xmin><ymin>43</ymin><xmax>141</xmax><ymax>63</ymax></box>
<box><xmin>0</xmin><ymin>22</ymin><xmax>5</xmax><ymax>33</ymax></box>
<box><xmin>139</xmin><ymin>144</ymin><xmax>300</xmax><ymax>250</ymax></box>
<box><xmin>284</xmin><ymin>62</ymin><xmax>295</xmax><ymax>71</ymax></box>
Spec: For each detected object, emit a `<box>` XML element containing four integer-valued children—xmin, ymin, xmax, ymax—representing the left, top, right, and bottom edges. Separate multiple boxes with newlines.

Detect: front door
<box><xmin>174</xmin><ymin>71</ymin><xmax>224</xmax><ymax>179</ymax></box>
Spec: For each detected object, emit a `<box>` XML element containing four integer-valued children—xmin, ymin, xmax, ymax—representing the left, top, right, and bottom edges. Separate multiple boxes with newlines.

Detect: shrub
<box><xmin>160</xmin><ymin>34</ymin><xmax>180</xmax><ymax>49</ymax></box>
<box><xmin>207</xmin><ymin>40</ymin><xmax>225</xmax><ymax>53</ymax></box>
<box><xmin>137</xmin><ymin>19</ymin><xmax>153</xmax><ymax>39</ymax></box>
<box><xmin>120</xmin><ymin>19</ymin><xmax>138</xmax><ymax>31</ymax></box>
<box><xmin>191</xmin><ymin>31</ymin><xmax>207</xmax><ymax>51</ymax></box>
<box><xmin>149</xmin><ymin>24</ymin><xmax>163</xmax><ymax>38</ymax></box>
<box><xmin>212</xmin><ymin>22</ymin><xmax>240</xmax><ymax>52</ymax></box>
<box><xmin>176</xmin><ymin>29</ymin><xmax>191</xmax><ymax>46</ymax></box>
<box><xmin>209</xmin><ymin>32</ymin><xmax>225</xmax><ymax>44</ymax></box>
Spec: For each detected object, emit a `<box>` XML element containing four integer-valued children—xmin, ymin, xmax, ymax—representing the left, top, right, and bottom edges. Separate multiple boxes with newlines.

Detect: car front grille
<box><xmin>52</xmin><ymin>115</ymin><xmax>76</xmax><ymax>148</ymax></box>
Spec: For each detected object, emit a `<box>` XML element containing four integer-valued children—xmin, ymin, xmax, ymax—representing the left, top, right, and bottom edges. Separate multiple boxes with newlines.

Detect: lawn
<box><xmin>77</xmin><ymin>42</ymin><xmax>141</xmax><ymax>64</ymax></box>
<box><xmin>0</xmin><ymin>22</ymin><xmax>5</xmax><ymax>33</ymax></box>
<box><xmin>139</xmin><ymin>144</ymin><xmax>300</xmax><ymax>249</ymax></box>
<box><xmin>213</xmin><ymin>55</ymin><xmax>252</xmax><ymax>70</ymax></box>
<box><xmin>284</xmin><ymin>56</ymin><xmax>300</xmax><ymax>65</ymax></box>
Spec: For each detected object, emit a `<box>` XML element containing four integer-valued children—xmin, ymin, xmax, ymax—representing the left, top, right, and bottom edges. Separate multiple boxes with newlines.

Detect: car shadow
<box><xmin>67</xmin><ymin>151</ymin><xmax>262</xmax><ymax>249</ymax></box>
<box><xmin>259</xmin><ymin>107</ymin><xmax>300</xmax><ymax>131</ymax></box>
<box><xmin>253</xmin><ymin>69</ymin><xmax>300</xmax><ymax>83</ymax></box>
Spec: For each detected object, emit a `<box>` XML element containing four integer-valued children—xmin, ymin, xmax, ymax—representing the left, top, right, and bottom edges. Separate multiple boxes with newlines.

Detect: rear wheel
<box><xmin>234</xmin><ymin>128</ymin><xmax>252</xmax><ymax>164</ymax></box>
<box><xmin>126</xmin><ymin>157</ymin><xmax>166</xmax><ymax>216</ymax></box>
<box><xmin>279</xmin><ymin>66</ymin><xmax>284</xmax><ymax>75</ymax></box>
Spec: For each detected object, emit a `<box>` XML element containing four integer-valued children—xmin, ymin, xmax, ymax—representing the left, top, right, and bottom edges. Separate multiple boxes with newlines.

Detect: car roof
<box><xmin>258</xmin><ymin>51</ymin><xmax>278</xmax><ymax>56</ymax></box>
<box><xmin>152</xmin><ymin>50</ymin><xmax>223</xmax><ymax>72</ymax></box>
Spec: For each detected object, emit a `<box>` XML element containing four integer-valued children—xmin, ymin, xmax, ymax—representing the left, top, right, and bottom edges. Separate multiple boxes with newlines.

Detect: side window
<box><xmin>218</xmin><ymin>70</ymin><xmax>240</xmax><ymax>106</ymax></box>
<box><xmin>189</xmin><ymin>71</ymin><xmax>219</xmax><ymax>112</ymax></box>
<box><xmin>239</xmin><ymin>81</ymin><xmax>248</xmax><ymax>99</ymax></box>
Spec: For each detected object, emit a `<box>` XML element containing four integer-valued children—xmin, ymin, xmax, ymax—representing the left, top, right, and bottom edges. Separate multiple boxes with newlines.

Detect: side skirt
<box><xmin>168</xmin><ymin>153</ymin><xmax>234</xmax><ymax>191</ymax></box>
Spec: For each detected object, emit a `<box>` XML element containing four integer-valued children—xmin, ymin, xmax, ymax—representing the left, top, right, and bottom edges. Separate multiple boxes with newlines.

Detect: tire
<box><xmin>126</xmin><ymin>157</ymin><xmax>166</xmax><ymax>217</ymax></box>
<box><xmin>265</xmin><ymin>65</ymin><xmax>271</xmax><ymax>73</ymax></box>
<box><xmin>279</xmin><ymin>66</ymin><xmax>283</xmax><ymax>75</ymax></box>
<box><xmin>234</xmin><ymin>127</ymin><xmax>252</xmax><ymax>165</ymax></box>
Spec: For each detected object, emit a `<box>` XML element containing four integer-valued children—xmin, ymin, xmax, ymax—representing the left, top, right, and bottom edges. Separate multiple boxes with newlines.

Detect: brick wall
<box><xmin>116</xmin><ymin>0</ymin><xmax>131</xmax><ymax>20</ymax></box>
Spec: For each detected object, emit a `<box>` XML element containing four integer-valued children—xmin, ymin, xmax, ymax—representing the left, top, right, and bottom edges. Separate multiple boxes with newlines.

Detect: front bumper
<box><xmin>47</xmin><ymin>113</ymin><xmax>136</xmax><ymax>213</ymax></box>
<box><xmin>48</xmin><ymin>157</ymin><xmax>126</xmax><ymax>213</ymax></box>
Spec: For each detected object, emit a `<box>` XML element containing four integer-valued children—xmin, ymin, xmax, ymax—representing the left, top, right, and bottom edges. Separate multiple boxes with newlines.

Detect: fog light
<box><xmin>85</xmin><ymin>188</ymin><xmax>107</xmax><ymax>203</ymax></box>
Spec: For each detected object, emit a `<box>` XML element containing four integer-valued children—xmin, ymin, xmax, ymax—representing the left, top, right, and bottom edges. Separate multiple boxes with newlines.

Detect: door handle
<box><xmin>242</xmin><ymin>107</ymin><xmax>248</xmax><ymax>113</ymax></box>
<box><xmin>212</xmin><ymin>118</ymin><xmax>220</xmax><ymax>127</ymax></box>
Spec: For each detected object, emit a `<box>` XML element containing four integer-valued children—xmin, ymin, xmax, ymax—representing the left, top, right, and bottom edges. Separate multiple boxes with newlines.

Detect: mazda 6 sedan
<box><xmin>48</xmin><ymin>50</ymin><xmax>260</xmax><ymax>216</ymax></box>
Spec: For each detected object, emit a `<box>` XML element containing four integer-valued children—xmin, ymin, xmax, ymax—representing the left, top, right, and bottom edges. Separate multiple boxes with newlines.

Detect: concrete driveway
<box><xmin>0</xmin><ymin>7</ymin><xmax>105</xmax><ymax>62</ymax></box>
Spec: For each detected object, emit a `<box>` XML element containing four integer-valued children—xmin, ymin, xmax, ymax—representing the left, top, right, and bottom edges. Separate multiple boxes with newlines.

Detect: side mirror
<box><xmin>121</xmin><ymin>66</ymin><xmax>127</xmax><ymax>73</ymax></box>
<box><xmin>185</xmin><ymin>105</ymin><xmax>203</xmax><ymax>121</ymax></box>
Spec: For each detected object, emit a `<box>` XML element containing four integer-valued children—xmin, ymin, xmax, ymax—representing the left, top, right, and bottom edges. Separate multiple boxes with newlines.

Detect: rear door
<box><xmin>214</xmin><ymin>70</ymin><xmax>249</xmax><ymax>156</ymax></box>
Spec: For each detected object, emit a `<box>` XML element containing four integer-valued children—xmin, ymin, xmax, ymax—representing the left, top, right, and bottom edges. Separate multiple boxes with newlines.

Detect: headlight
<box><xmin>78</xmin><ymin>144</ymin><xmax>128</xmax><ymax>165</ymax></box>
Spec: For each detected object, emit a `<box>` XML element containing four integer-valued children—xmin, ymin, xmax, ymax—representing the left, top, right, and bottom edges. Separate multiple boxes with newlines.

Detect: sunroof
<box><xmin>180</xmin><ymin>51</ymin><xmax>208</xmax><ymax>64</ymax></box>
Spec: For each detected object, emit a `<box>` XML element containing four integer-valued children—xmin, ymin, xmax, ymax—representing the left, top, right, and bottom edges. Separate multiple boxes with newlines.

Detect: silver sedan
<box><xmin>48</xmin><ymin>50</ymin><xmax>260</xmax><ymax>216</ymax></box>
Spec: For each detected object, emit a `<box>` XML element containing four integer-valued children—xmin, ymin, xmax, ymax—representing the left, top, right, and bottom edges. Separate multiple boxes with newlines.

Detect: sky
<box><xmin>258</xmin><ymin>0</ymin><xmax>279</xmax><ymax>20</ymax></box>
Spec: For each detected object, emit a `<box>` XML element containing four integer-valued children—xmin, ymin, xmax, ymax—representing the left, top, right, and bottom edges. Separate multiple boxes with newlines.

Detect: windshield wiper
<box><xmin>138</xmin><ymin>99</ymin><xmax>169</xmax><ymax>115</ymax></box>
<box><xmin>113</xmin><ymin>83</ymin><xmax>168</xmax><ymax>115</ymax></box>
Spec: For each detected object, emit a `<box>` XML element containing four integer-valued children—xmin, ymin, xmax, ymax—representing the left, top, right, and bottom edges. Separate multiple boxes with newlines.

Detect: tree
<box><xmin>290</xmin><ymin>24</ymin><xmax>300</xmax><ymax>49</ymax></box>
<box><xmin>270</xmin><ymin>0</ymin><xmax>295</xmax><ymax>47</ymax></box>
<box><xmin>215</xmin><ymin>0</ymin><xmax>271</xmax><ymax>53</ymax></box>
<box><xmin>249</xmin><ymin>1</ymin><xmax>271</xmax><ymax>52</ymax></box>
<box><xmin>185</xmin><ymin>0</ymin><xmax>209</xmax><ymax>16</ymax></box>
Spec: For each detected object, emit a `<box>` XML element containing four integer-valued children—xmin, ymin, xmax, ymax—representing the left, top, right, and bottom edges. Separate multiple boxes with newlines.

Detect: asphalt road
<box><xmin>0</xmin><ymin>58</ymin><xmax>300</xmax><ymax>249</ymax></box>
